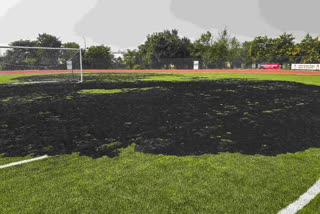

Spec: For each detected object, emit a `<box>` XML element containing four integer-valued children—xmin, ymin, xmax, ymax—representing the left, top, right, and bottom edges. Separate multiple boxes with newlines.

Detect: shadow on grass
<box><xmin>10</xmin><ymin>72</ymin><xmax>181</xmax><ymax>83</ymax></box>
<box><xmin>0</xmin><ymin>78</ymin><xmax>319</xmax><ymax>159</ymax></box>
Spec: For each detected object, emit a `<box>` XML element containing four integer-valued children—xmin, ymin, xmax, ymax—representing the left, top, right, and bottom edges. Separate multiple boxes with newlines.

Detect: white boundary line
<box><xmin>0</xmin><ymin>155</ymin><xmax>49</xmax><ymax>169</ymax></box>
<box><xmin>9</xmin><ymin>81</ymin><xmax>60</xmax><ymax>85</ymax></box>
<box><xmin>278</xmin><ymin>178</ymin><xmax>320</xmax><ymax>214</ymax></box>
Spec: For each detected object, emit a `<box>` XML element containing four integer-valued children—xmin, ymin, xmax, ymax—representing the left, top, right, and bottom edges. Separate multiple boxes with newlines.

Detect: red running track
<box><xmin>0</xmin><ymin>69</ymin><xmax>320</xmax><ymax>75</ymax></box>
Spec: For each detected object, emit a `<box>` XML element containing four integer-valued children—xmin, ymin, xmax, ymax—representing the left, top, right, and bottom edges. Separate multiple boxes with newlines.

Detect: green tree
<box><xmin>137</xmin><ymin>29</ymin><xmax>192</xmax><ymax>69</ymax></box>
<box><xmin>113</xmin><ymin>57</ymin><xmax>125</xmax><ymax>69</ymax></box>
<box><xmin>191</xmin><ymin>31</ymin><xmax>213</xmax><ymax>68</ymax></box>
<box><xmin>36</xmin><ymin>33</ymin><xmax>62</xmax><ymax>67</ymax></box>
<box><xmin>297</xmin><ymin>34</ymin><xmax>320</xmax><ymax>63</ymax></box>
<box><xmin>3</xmin><ymin>40</ymin><xmax>39</xmax><ymax>70</ymax></box>
<box><xmin>247</xmin><ymin>36</ymin><xmax>273</xmax><ymax>64</ymax></box>
<box><xmin>63</xmin><ymin>42</ymin><xmax>80</xmax><ymax>49</ymax></box>
<box><xmin>247</xmin><ymin>34</ymin><xmax>301</xmax><ymax>67</ymax></box>
<box><xmin>239</xmin><ymin>41</ymin><xmax>252</xmax><ymax>68</ymax></box>
<box><xmin>123</xmin><ymin>49</ymin><xmax>139</xmax><ymax>69</ymax></box>
<box><xmin>37</xmin><ymin>33</ymin><xmax>62</xmax><ymax>48</ymax></box>
<box><xmin>10</xmin><ymin>40</ymin><xmax>39</xmax><ymax>47</ymax></box>
<box><xmin>228</xmin><ymin>37</ymin><xmax>241</xmax><ymax>68</ymax></box>
<box><xmin>83</xmin><ymin>45</ymin><xmax>114</xmax><ymax>69</ymax></box>
<box><xmin>271</xmin><ymin>33</ymin><xmax>297</xmax><ymax>65</ymax></box>
<box><xmin>211</xmin><ymin>29</ymin><xmax>241</xmax><ymax>68</ymax></box>
<box><xmin>60</xmin><ymin>42</ymin><xmax>81</xmax><ymax>64</ymax></box>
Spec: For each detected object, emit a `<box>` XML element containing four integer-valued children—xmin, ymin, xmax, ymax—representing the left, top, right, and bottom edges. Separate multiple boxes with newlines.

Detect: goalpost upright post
<box><xmin>0</xmin><ymin>45</ymin><xmax>83</xmax><ymax>82</ymax></box>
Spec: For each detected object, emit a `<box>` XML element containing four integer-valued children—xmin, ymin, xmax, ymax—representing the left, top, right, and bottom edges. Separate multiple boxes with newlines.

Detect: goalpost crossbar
<box><xmin>0</xmin><ymin>45</ymin><xmax>80</xmax><ymax>51</ymax></box>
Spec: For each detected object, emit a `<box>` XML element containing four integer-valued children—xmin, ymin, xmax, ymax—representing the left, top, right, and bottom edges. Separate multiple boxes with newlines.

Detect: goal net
<box><xmin>0</xmin><ymin>46</ymin><xmax>83</xmax><ymax>83</ymax></box>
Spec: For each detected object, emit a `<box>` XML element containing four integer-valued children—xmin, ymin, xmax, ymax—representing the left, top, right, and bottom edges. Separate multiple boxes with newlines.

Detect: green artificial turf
<box><xmin>0</xmin><ymin>74</ymin><xmax>21</xmax><ymax>84</ymax></box>
<box><xmin>0</xmin><ymin>73</ymin><xmax>78</xmax><ymax>84</ymax></box>
<box><xmin>1</xmin><ymin>94</ymin><xmax>52</xmax><ymax>103</ymax></box>
<box><xmin>0</xmin><ymin>146</ymin><xmax>319</xmax><ymax>213</ymax></box>
<box><xmin>77</xmin><ymin>87</ymin><xmax>164</xmax><ymax>95</ymax></box>
<box><xmin>297</xmin><ymin>193</ymin><xmax>320</xmax><ymax>214</ymax></box>
<box><xmin>78</xmin><ymin>88</ymin><xmax>124</xmax><ymax>94</ymax></box>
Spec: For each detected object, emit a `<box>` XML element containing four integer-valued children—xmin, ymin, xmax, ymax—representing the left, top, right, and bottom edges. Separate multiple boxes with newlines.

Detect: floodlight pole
<box><xmin>79</xmin><ymin>48</ymin><xmax>83</xmax><ymax>83</ymax></box>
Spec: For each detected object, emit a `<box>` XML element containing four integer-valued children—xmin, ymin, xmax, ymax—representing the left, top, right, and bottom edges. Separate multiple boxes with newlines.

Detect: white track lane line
<box><xmin>278</xmin><ymin>178</ymin><xmax>320</xmax><ymax>214</ymax></box>
<box><xmin>0</xmin><ymin>155</ymin><xmax>49</xmax><ymax>169</ymax></box>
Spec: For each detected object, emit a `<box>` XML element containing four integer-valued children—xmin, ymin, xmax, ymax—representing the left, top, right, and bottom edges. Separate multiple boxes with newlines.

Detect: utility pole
<box><xmin>82</xmin><ymin>36</ymin><xmax>87</xmax><ymax>49</ymax></box>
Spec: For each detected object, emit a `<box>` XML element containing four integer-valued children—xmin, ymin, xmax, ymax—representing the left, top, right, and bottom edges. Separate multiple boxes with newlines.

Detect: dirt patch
<box><xmin>0</xmin><ymin>78</ymin><xmax>319</xmax><ymax>158</ymax></box>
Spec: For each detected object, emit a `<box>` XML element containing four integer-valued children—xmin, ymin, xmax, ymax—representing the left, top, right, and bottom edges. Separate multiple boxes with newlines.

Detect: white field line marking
<box><xmin>10</xmin><ymin>81</ymin><xmax>60</xmax><ymax>85</ymax></box>
<box><xmin>278</xmin><ymin>178</ymin><xmax>320</xmax><ymax>214</ymax></box>
<box><xmin>0</xmin><ymin>155</ymin><xmax>49</xmax><ymax>169</ymax></box>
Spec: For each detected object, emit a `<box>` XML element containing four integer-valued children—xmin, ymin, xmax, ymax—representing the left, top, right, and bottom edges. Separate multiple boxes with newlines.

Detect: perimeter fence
<box><xmin>110</xmin><ymin>56</ymin><xmax>320</xmax><ymax>70</ymax></box>
<box><xmin>1</xmin><ymin>53</ymin><xmax>320</xmax><ymax>71</ymax></box>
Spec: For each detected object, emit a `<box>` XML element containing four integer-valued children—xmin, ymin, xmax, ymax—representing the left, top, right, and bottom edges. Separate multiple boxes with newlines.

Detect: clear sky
<box><xmin>0</xmin><ymin>0</ymin><xmax>319</xmax><ymax>51</ymax></box>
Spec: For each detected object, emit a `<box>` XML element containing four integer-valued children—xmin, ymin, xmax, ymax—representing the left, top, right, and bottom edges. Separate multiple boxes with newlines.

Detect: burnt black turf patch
<box><xmin>0</xmin><ymin>79</ymin><xmax>319</xmax><ymax>159</ymax></box>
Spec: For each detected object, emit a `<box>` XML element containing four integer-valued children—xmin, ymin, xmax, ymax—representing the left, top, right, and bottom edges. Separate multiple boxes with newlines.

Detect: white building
<box><xmin>112</xmin><ymin>50</ymin><xmax>126</xmax><ymax>59</ymax></box>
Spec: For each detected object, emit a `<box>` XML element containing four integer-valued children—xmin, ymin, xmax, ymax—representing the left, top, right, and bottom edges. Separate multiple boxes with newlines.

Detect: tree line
<box><xmin>0</xmin><ymin>33</ymin><xmax>113</xmax><ymax>70</ymax></box>
<box><xmin>1</xmin><ymin>30</ymin><xmax>320</xmax><ymax>70</ymax></box>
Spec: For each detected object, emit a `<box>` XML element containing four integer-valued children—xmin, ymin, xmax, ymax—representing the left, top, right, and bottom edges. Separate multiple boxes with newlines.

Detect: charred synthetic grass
<box><xmin>0</xmin><ymin>72</ymin><xmax>319</xmax><ymax>213</ymax></box>
<box><xmin>1</xmin><ymin>79</ymin><xmax>319</xmax><ymax>158</ymax></box>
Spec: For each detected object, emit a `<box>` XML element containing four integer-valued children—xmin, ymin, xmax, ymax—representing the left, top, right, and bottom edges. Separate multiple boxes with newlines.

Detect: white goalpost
<box><xmin>0</xmin><ymin>45</ymin><xmax>83</xmax><ymax>83</ymax></box>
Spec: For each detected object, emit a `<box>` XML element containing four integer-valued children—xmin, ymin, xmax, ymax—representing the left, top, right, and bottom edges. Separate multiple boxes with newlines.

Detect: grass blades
<box><xmin>297</xmin><ymin>193</ymin><xmax>320</xmax><ymax>213</ymax></box>
<box><xmin>1</xmin><ymin>146</ymin><xmax>319</xmax><ymax>213</ymax></box>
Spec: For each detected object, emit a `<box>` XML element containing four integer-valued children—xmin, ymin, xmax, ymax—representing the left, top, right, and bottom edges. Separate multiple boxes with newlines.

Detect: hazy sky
<box><xmin>0</xmin><ymin>0</ymin><xmax>319</xmax><ymax>51</ymax></box>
